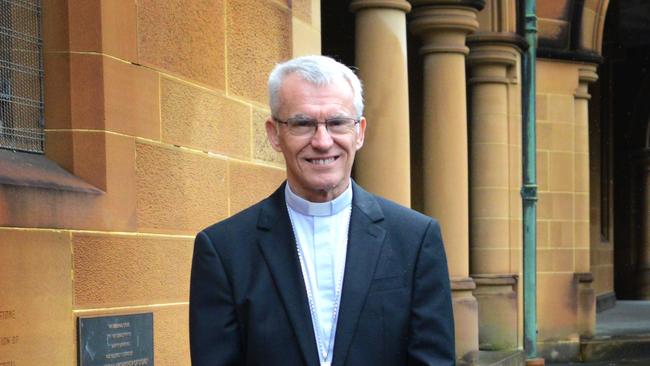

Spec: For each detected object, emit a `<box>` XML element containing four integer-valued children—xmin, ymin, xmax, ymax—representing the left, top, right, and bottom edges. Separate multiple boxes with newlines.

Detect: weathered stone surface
<box><xmin>154</xmin><ymin>304</ymin><xmax>190</xmax><ymax>366</ymax></box>
<box><xmin>538</xmin><ymin>192</ymin><xmax>574</xmax><ymax>221</ymax></box>
<box><xmin>72</xmin><ymin>233</ymin><xmax>193</xmax><ymax>307</ymax></box>
<box><xmin>470</xmin><ymin>218</ymin><xmax>509</xmax><ymax>249</ymax></box>
<box><xmin>137</xmin><ymin>0</ymin><xmax>225</xmax><ymax>89</ymax></box>
<box><xmin>68</xmin><ymin>0</ymin><xmax>102</xmax><ymax>52</ymax></box>
<box><xmin>104</xmin><ymin>56</ymin><xmax>160</xmax><ymax>139</ymax></box>
<box><xmin>101</xmin><ymin>0</ymin><xmax>138</xmax><ymax>61</ymax></box>
<box><xmin>0</xmin><ymin>229</ymin><xmax>74</xmax><ymax>365</ymax></box>
<box><xmin>136</xmin><ymin>141</ymin><xmax>228</xmax><ymax>233</ymax></box>
<box><xmin>292</xmin><ymin>0</ymin><xmax>312</xmax><ymax>24</ymax></box>
<box><xmin>43</xmin><ymin>52</ymin><xmax>71</xmax><ymax>129</ymax></box>
<box><xmin>227</xmin><ymin>0</ymin><xmax>291</xmax><ymax>103</ymax></box>
<box><xmin>229</xmin><ymin>160</ymin><xmax>285</xmax><ymax>214</ymax></box>
<box><xmin>252</xmin><ymin>107</ymin><xmax>285</xmax><ymax>165</ymax></box>
<box><xmin>42</xmin><ymin>0</ymin><xmax>70</xmax><ymax>52</ymax></box>
<box><xmin>548</xmin><ymin>151</ymin><xmax>574</xmax><ymax>191</ymax></box>
<box><xmin>292</xmin><ymin>16</ymin><xmax>321</xmax><ymax>57</ymax></box>
<box><xmin>538</xmin><ymin>272</ymin><xmax>578</xmax><ymax>340</ymax></box>
<box><xmin>70</xmin><ymin>53</ymin><xmax>105</xmax><ymax>130</ymax></box>
<box><xmin>161</xmin><ymin>77</ymin><xmax>250</xmax><ymax>158</ymax></box>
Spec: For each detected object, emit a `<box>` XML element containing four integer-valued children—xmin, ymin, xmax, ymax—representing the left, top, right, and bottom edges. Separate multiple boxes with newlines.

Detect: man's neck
<box><xmin>287</xmin><ymin>181</ymin><xmax>351</xmax><ymax>203</ymax></box>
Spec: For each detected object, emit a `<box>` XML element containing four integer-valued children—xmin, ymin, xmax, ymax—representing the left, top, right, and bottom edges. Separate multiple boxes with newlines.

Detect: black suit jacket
<box><xmin>189</xmin><ymin>182</ymin><xmax>455</xmax><ymax>365</ymax></box>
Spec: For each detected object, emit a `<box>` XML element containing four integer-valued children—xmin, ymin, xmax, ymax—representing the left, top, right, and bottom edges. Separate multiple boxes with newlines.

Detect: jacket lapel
<box><xmin>332</xmin><ymin>182</ymin><xmax>386</xmax><ymax>366</ymax></box>
<box><xmin>256</xmin><ymin>184</ymin><xmax>320</xmax><ymax>366</ymax></box>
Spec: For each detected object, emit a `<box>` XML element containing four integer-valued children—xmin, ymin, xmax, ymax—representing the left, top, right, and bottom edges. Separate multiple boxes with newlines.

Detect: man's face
<box><xmin>265</xmin><ymin>73</ymin><xmax>366</xmax><ymax>202</ymax></box>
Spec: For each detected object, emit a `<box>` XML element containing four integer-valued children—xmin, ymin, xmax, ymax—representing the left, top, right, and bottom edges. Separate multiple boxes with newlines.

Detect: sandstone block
<box><xmin>537</xmin><ymin>121</ymin><xmax>575</xmax><ymax>152</ymax></box>
<box><xmin>471</xmin><ymin>248</ymin><xmax>510</xmax><ymax>274</ymax></box>
<box><xmin>538</xmin><ymin>192</ymin><xmax>574</xmax><ymax>221</ymax></box>
<box><xmin>137</xmin><ymin>0</ymin><xmax>225</xmax><ymax>89</ymax></box>
<box><xmin>43</xmin><ymin>52</ymin><xmax>71</xmax><ymax>129</ymax></box>
<box><xmin>292</xmin><ymin>17</ymin><xmax>321</xmax><ymax>57</ymax></box>
<box><xmin>104</xmin><ymin>56</ymin><xmax>160</xmax><ymax>139</ymax></box>
<box><xmin>292</xmin><ymin>0</ymin><xmax>312</xmax><ymax>23</ymax></box>
<box><xmin>252</xmin><ymin>107</ymin><xmax>285</xmax><ymax>165</ymax></box>
<box><xmin>136</xmin><ymin>142</ymin><xmax>228</xmax><ymax>233</ymax></box>
<box><xmin>161</xmin><ymin>78</ymin><xmax>250</xmax><ymax>158</ymax></box>
<box><xmin>42</xmin><ymin>0</ymin><xmax>70</xmax><ymax>52</ymax></box>
<box><xmin>227</xmin><ymin>0</ymin><xmax>291</xmax><ymax>103</ymax></box>
<box><xmin>101</xmin><ymin>0</ymin><xmax>138</xmax><ymax>61</ymax></box>
<box><xmin>68</xmin><ymin>0</ymin><xmax>102</xmax><ymax>52</ymax></box>
<box><xmin>70</xmin><ymin>53</ymin><xmax>105</xmax><ymax>130</ymax></box>
<box><xmin>471</xmin><ymin>188</ymin><xmax>509</xmax><ymax>218</ymax></box>
<box><xmin>471</xmin><ymin>143</ymin><xmax>509</xmax><ymax>188</ymax></box>
<box><xmin>470</xmin><ymin>218</ymin><xmax>509</xmax><ymax>249</ymax></box>
<box><xmin>548</xmin><ymin>95</ymin><xmax>575</xmax><ymax>124</ymax></box>
<box><xmin>548</xmin><ymin>151</ymin><xmax>575</xmax><ymax>191</ymax></box>
<box><xmin>0</xmin><ymin>229</ymin><xmax>74</xmax><ymax>365</ymax></box>
<box><xmin>549</xmin><ymin>220</ymin><xmax>574</xmax><ymax>248</ymax></box>
<box><xmin>537</xmin><ymin>272</ymin><xmax>578</xmax><ymax>341</ymax></box>
<box><xmin>72</xmin><ymin>233</ymin><xmax>193</xmax><ymax>308</ymax></box>
<box><xmin>229</xmin><ymin>160</ymin><xmax>286</xmax><ymax>215</ymax></box>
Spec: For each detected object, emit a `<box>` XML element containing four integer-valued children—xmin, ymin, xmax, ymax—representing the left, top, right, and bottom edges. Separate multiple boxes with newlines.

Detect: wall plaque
<box><xmin>78</xmin><ymin>313</ymin><xmax>153</xmax><ymax>366</ymax></box>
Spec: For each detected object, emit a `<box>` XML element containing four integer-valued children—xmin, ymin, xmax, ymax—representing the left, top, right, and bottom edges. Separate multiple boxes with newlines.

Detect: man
<box><xmin>189</xmin><ymin>55</ymin><xmax>455</xmax><ymax>365</ymax></box>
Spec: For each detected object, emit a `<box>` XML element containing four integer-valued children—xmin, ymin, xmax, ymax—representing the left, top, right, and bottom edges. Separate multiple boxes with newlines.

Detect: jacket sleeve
<box><xmin>407</xmin><ymin>219</ymin><xmax>456</xmax><ymax>366</ymax></box>
<box><xmin>189</xmin><ymin>231</ymin><xmax>243</xmax><ymax>366</ymax></box>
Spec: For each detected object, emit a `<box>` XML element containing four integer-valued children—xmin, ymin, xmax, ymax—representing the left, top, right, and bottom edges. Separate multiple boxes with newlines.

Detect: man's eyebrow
<box><xmin>287</xmin><ymin>113</ymin><xmax>313</xmax><ymax>120</ymax></box>
<box><xmin>287</xmin><ymin>112</ymin><xmax>352</xmax><ymax>119</ymax></box>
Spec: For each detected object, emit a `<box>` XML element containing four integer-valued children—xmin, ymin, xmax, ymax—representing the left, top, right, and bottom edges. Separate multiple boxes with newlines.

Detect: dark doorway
<box><xmin>596</xmin><ymin>0</ymin><xmax>650</xmax><ymax>300</ymax></box>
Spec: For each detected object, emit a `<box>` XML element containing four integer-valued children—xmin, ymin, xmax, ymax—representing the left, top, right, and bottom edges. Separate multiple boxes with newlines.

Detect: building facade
<box><xmin>1</xmin><ymin>0</ymin><xmax>649</xmax><ymax>364</ymax></box>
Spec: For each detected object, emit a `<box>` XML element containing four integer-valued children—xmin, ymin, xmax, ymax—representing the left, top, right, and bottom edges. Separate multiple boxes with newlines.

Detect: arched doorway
<box><xmin>590</xmin><ymin>0</ymin><xmax>650</xmax><ymax>306</ymax></box>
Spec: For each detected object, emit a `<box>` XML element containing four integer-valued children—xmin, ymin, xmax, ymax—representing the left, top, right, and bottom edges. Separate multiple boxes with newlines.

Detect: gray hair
<box><xmin>268</xmin><ymin>55</ymin><xmax>364</xmax><ymax>119</ymax></box>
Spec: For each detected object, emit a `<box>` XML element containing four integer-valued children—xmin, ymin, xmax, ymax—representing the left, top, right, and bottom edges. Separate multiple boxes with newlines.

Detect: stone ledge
<box><xmin>0</xmin><ymin>149</ymin><xmax>102</xmax><ymax>194</ymax></box>
<box><xmin>581</xmin><ymin>334</ymin><xmax>650</xmax><ymax>362</ymax></box>
<box><xmin>458</xmin><ymin>350</ymin><xmax>527</xmax><ymax>366</ymax></box>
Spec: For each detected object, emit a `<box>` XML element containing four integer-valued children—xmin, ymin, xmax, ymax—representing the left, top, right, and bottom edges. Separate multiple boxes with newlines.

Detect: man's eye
<box><xmin>327</xmin><ymin>119</ymin><xmax>347</xmax><ymax>127</ymax></box>
<box><xmin>290</xmin><ymin>120</ymin><xmax>315</xmax><ymax>128</ymax></box>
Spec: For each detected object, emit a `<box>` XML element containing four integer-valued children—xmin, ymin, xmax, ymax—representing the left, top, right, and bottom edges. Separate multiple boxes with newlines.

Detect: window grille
<box><xmin>0</xmin><ymin>0</ymin><xmax>44</xmax><ymax>153</ymax></box>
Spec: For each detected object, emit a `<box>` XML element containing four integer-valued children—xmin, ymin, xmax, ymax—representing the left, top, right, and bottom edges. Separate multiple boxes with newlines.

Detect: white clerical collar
<box><xmin>285</xmin><ymin>181</ymin><xmax>352</xmax><ymax>217</ymax></box>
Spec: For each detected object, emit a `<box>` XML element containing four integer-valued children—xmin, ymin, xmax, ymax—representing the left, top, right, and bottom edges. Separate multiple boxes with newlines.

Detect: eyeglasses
<box><xmin>274</xmin><ymin>116</ymin><xmax>360</xmax><ymax>137</ymax></box>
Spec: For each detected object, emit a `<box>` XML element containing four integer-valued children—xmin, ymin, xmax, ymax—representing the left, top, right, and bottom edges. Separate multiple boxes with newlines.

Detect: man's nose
<box><xmin>310</xmin><ymin>124</ymin><xmax>334</xmax><ymax>149</ymax></box>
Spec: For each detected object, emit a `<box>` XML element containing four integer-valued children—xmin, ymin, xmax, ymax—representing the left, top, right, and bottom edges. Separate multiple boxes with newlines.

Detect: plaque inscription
<box><xmin>78</xmin><ymin>313</ymin><xmax>153</xmax><ymax>366</ymax></box>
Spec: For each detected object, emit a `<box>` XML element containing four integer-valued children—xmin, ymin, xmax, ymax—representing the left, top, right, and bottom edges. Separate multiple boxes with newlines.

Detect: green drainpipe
<box><xmin>522</xmin><ymin>0</ymin><xmax>539</xmax><ymax>360</ymax></box>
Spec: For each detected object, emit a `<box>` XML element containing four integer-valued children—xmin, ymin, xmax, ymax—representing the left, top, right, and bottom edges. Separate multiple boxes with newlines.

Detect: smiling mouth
<box><xmin>306</xmin><ymin>156</ymin><xmax>338</xmax><ymax>165</ymax></box>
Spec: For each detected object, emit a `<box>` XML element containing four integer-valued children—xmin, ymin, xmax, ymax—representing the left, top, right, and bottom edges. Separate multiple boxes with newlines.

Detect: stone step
<box><xmin>476</xmin><ymin>350</ymin><xmax>527</xmax><ymax>366</ymax></box>
<box><xmin>580</xmin><ymin>333</ymin><xmax>650</xmax><ymax>362</ymax></box>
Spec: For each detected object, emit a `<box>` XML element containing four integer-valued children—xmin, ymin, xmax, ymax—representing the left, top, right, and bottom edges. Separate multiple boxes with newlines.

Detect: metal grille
<box><xmin>0</xmin><ymin>0</ymin><xmax>44</xmax><ymax>153</ymax></box>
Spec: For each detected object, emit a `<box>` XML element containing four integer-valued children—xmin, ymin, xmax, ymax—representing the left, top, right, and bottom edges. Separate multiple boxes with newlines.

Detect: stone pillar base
<box><xmin>474</xmin><ymin>274</ymin><xmax>518</xmax><ymax>350</ymax></box>
<box><xmin>452</xmin><ymin>277</ymin><xmax>479</xmax><ymax>364</ymax></box>
<box><xmin>575</xmin><ymin>272</ymin><xmax>596</xmax><ymax>338</ymax></box>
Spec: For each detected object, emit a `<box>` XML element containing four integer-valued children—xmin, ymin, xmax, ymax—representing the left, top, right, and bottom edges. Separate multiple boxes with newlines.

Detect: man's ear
<box><xmin>355</xmin><ymin>117</ymin><xmax>366</xmax><ymax>150</ymax></box>
<box><xmin>265</xmin><ymin>118</ymin><xmax>283</xmax><ymax>152</ymax></box>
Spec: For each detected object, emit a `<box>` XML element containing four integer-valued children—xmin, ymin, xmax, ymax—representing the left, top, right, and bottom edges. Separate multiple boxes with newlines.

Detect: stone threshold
<box><xmin>458</xmin><ymin>350</ymin><xmax>526</xmax><ymax>366</ymax></box>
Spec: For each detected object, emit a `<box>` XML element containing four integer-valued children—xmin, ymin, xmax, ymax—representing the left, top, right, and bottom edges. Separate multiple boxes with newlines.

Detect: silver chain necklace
<box><xmin>287</xmin><ymin>205</ymin><xmax>351</xmax><ymax>364</ymax></box>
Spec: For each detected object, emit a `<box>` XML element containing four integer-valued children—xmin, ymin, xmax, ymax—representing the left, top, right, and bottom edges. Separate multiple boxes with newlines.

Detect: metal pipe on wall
<box><xmin>521</xmin><ymin>0</ymin><xmax>540</xmax><ymax>362</ymax></box>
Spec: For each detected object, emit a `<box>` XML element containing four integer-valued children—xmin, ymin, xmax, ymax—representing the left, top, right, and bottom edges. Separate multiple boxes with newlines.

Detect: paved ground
<box><xmin>548</xmin><ymin>301</ymin><xmax>650</xmax><ymax>365</ymax></box>
<box><xmin>549</xmin><ymin>361</ymin><xmax>649</xmax><ymax>365</ymax></box>
<box><xmin>596</xmin><ymin>300</ymin><xmax>650</xmax><ymax>337</ymax></box>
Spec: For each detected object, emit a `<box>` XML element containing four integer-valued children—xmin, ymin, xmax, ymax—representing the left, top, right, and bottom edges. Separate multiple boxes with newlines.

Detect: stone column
<box><xmin>466</xmin><ymin>33</ymin><xmax>521</xmax><ymax>351</ymax></box>
<box><xmin>575</xmin><ymin>65</ymin><xmax>598</xmax><ymax>334</ymax></box>
<box><xmin>409</xmin><ymin>1</ymin><xmax>483</xmax><ymax>362</ymax></box>
<box><xmin>351</xmin><ymin>0</ymin><xmax>412</xmax><ymax>207</ymax></box>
